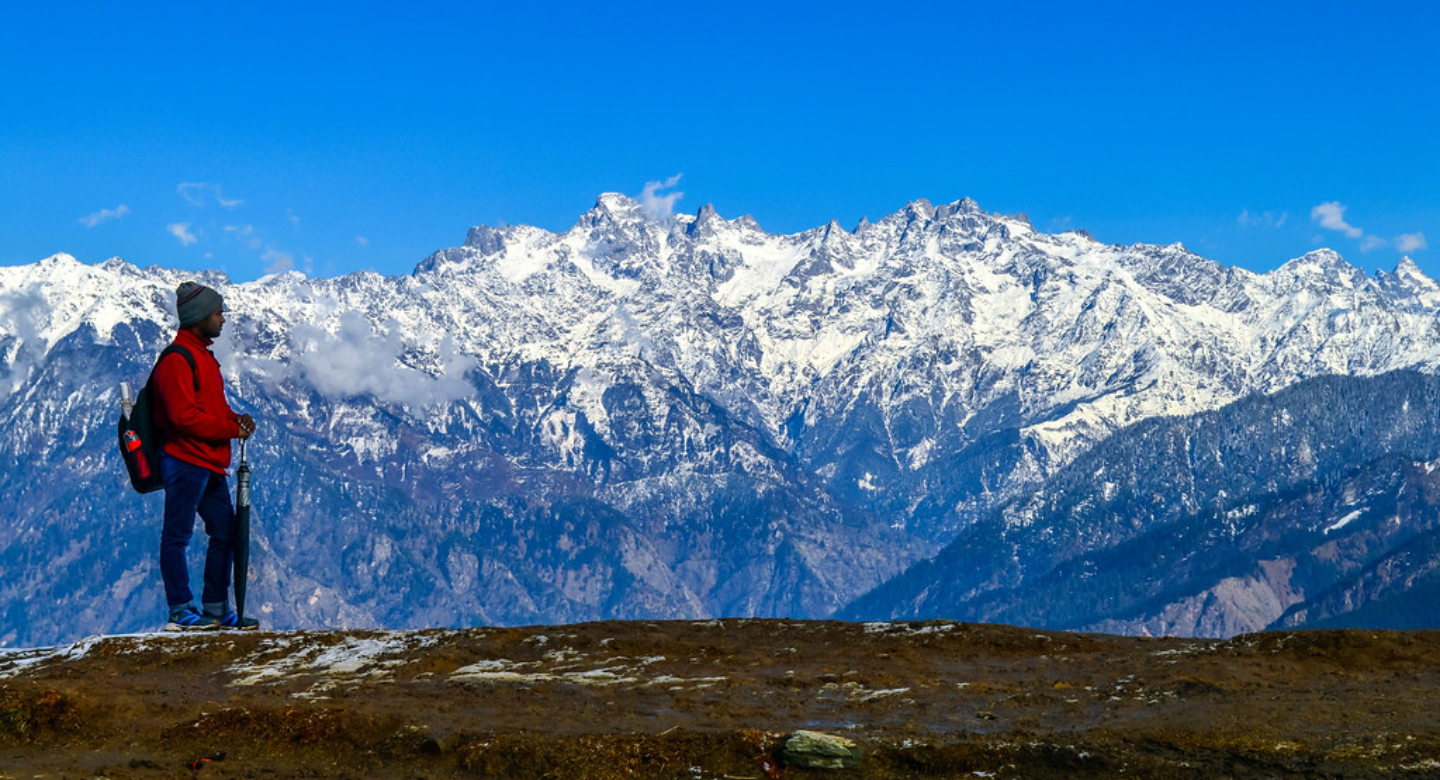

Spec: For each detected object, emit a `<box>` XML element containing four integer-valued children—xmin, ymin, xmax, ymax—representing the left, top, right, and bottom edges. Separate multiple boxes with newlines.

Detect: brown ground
<box><xmin>2</xmin><ymin>620</ymin><xmax>1438</xmax><ymax>779</ymax></box>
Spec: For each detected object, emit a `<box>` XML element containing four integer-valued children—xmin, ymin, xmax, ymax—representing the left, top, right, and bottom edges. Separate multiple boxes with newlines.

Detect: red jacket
<box><xmin>153</xmin><ymin>329</ymin><xmax>241</xmax><ymax>474</ymax></box>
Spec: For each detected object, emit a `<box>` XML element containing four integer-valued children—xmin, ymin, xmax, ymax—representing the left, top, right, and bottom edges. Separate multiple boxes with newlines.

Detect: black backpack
<box><xmin>118</xmin><ymin>345</ymin><xmax>197</xmax><ymax>494</ymax></box>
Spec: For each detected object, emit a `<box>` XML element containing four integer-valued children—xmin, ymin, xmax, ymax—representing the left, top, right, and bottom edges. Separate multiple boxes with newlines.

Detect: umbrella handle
<box><xmin>236</xmin><ymin>444</ymin><xmax>251</xmax><ymax>504</ymax></box>
<box><xmin>233</xmin><ymin>436</ymin><xmax>252</xmax><ymax>623</ymax></box>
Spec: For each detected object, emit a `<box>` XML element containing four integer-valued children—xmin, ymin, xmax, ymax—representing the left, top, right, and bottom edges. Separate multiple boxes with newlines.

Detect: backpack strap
<box><xmin>154</xmin><ymin>345</ymin><xmax>200</xmax><ymax>391</ymax></box>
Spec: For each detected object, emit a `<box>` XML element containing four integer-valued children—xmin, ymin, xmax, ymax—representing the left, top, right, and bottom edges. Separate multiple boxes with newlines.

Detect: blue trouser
<box><xmin>160</xmin><ymin>453</ymin><xmax>234</xmax><ymax>610</ymax></box>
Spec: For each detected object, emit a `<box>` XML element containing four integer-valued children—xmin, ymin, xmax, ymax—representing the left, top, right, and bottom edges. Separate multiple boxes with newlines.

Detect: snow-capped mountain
<box><xmin>3</xmin><ymin>194</ymin><xmax>1439</xmax><ymax>645</ymax></box>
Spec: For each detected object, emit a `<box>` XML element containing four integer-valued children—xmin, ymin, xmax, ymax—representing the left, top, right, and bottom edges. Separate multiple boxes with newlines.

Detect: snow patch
<box><xmin>1325</xmin><ymin>509</ymin><xmax>1365</xmax><ymax>534</ymax></box>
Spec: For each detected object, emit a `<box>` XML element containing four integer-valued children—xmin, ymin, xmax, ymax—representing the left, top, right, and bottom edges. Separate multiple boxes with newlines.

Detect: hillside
<box><xmin>843</xmin><ymin>371</ymin><xmax>1440</xmax><ymax>635</ymax></box>
<box><xmin>3</xmin><ymin>621</ymin><xmax>1439</xmax><ymax>779</ymax></box>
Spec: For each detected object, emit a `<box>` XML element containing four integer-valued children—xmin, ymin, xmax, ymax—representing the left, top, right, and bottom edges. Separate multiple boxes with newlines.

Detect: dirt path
<box><xmin>3</xmin><ymin>620</ymin><xmax>1438</xmax><ymax>778</ymax></box>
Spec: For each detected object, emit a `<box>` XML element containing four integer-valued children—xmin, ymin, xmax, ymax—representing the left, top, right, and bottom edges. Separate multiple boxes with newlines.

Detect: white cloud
<box><xmin>288</xmin><ymin>312</ymin><xmax>477</xmax><ymax>409</ymax></box>
<box><xmin>224</xmin><ymin>223</ymin><xmax>307</xmax><ymax>274</ymax></box>
<box><xmin>638</xmin><ymin>174</ymin><xmax>684</xmax><ymax>221</ymax></box>
<box><xmin>167</xmin><ymin>222</ymin><xmax>198</xmax><ymax>246</ymax></box>
<box><xmin>1311</xmin><ymin>201</ymin><xmax>1364</xmax><ymax>239</ymax></box>
<box><xmin>79</xmin><ymin>204</ymin><xmax>130</xmax><ymax>228</ymax></box>
<box><xmin>262</xmin><ymin>248</ymin><xmax>294</xmax><ymax>275</ymax></box>
<box><xmin>1238</xmin><ymin>209</ymin><xmax>1288</xmax><ymax>229</ymax></box>
<box><xmin>177</xmin><ymin>182</ymin><xmax>207</xmax><ymax>207</ymax></box>
<box><xmin>1397</xmin><ymin>232</ymin><xmax>1428</xmax><ymax>253</ymax></box>
<box><xmin>225</xmin><ymin>224</ymin><xmax>264</xmax><ymax>250</ymax></box>
<box><xmin>1308</xmin><ymin>202</ymin><xmax>1428</xmax><ymax>256</ymax></box>
<box><xmin>355</xmin><ymin>236</ymin><xmax>370</xmax><ymax>246</ymax></box>
<box><xmin>178</xmin><ymin>182</ymin><xmax>243</xmax><ymax>209</ymax></box>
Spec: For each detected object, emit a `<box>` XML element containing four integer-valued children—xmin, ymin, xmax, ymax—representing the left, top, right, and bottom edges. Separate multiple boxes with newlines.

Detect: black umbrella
<box><xmin>232</xmin><ymin>438</ymin><xmax>252</xmax><ymax>622</ymax></box>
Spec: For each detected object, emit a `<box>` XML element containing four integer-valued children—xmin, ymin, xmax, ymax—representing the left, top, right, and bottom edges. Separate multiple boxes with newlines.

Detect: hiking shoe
<box><xmin>206</xmin><ymin>609</ymin><xmax>260</xmax><ymax>630</ymax></box>
<box><xmin>166</xmin><ymin>607</ymin><xmax>220</xmax><ymax>632</ymax></box>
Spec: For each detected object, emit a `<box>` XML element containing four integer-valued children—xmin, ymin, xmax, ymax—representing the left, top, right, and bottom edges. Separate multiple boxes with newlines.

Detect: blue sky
<box><xmin>2</xmin><ymin>1</ymin><xmax>1436</xmax><ymax>282</ymax></box>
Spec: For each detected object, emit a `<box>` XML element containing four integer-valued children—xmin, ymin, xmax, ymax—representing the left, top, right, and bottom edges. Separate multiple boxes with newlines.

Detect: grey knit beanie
<box><xmin>176</xmin><ymin>282</ymin><xmax>224</xmax><ymax>328</ymax></box>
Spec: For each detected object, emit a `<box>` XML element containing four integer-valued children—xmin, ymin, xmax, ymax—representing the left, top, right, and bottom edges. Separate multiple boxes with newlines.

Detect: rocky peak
<box><xmin>1280</xmin><ymin>248</ymin><xmax>1351</xmax><ymax>273</ymax></box>
<box><xmin>464</xmin><ymin>224</ymin><xmax>509</xmax><ymax>255</ymax></box>
<box><xmin>901</xmin><ymin>199</ymin><xmax>936</xmax><ymax>224</ymax></box>
<box><xmin>1392</xmin><ymin>256</ymin><xmax>1432</xmax><ymax>284</ymax></box>
<box><xmin>1398</xmin><ymin>258</ymin><xmax>1438</xmax><ymax>293</ymax></box>
<box><xmin>576</xmin><ymin>193</ymin><xmax>646</xmax><ymax>231</ymax></box>
<box><xmin>1376</xmin><ymin>256</ymin><xmax>1440</xmax><ymax>311</ymax></box>
<box><xmin>99</xmin><ymin>257</ymin><xmax>141</xmax><ymax>276</ymax></box>
<box><xmin>1274</xmin><ymin>249</ymin><xmax>1371</xmax><ymax>292</ymax></box>
<box><xmin>38</xmin><ymin>252</ymin><xmax>82</xmax><ymax>268</ymax></box>
<box><xmin>933</xmin><ymin>197</ymin><xmax>983</xmax><ymax>220</ymax></box>
<box><xmin>685</xmin><ymin>203</ymin><xmax>726</xmax><ymax>239</ymax></box>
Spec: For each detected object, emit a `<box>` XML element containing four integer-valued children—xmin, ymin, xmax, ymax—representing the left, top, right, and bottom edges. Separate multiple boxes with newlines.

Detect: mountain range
<box><xmin>842</xmin><ymin>371</ymin><xmax>1440</xmax><ymax>635</ymax></box>
<box><xmin>3</xmin><ymin>194</ymin><xmax>1439</xmax><ymax>646</ymax></box>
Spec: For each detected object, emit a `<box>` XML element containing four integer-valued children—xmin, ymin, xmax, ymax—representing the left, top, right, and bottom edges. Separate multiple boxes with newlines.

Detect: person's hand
<box><xmin>237</xmin><ymin>414</ymin><xmax>256</xmax><ymax>439</ymax></box>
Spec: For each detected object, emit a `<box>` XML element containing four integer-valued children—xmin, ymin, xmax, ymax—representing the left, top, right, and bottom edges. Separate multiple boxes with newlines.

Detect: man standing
<box><xmin>154</xmin><ymin>281</ymin><xmax>258</xmax><ymax>631</ymax></box>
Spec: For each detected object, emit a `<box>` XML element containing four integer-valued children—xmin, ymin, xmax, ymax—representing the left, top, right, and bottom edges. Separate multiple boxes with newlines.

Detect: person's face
<box><xmin>198</xmin><ymin>308</ymin><xmax>225</xmax><ymax>340</ymax></box>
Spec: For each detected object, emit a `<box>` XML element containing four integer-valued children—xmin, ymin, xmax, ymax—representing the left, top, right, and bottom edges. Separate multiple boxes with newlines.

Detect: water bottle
<box><xmin>119</xmin><ymin>382</ymin><xmax>149</xmax><ymax>478</ymax></box>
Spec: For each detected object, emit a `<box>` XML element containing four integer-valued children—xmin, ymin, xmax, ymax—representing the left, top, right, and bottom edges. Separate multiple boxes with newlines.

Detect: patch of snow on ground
<box><xmin>0</xmin><ymin>632</ymin><xmax>206</xmax><ymax>679</ymax></box>
<box><xmin>448</xmin><ymin>652</ymin><xmax>730</xmax><ymax>689</ymax></box>
<box><xmin>862</xmin><ymin>622</ymin><xmax>958</xmax><ymax>636</ymax></box>
<box><xmin>228</xmin><ymin>632</ymin><xmax>440</xmax><ymax>695</ymax></box>
<box><xmin>858</xmin><ymin>687</ymin><xmax>912</xmax><ymax>701</ymax></box>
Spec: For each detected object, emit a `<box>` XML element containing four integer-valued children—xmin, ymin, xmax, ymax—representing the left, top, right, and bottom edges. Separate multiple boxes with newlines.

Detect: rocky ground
<box><xmin>1</xmin><ymin>620</ymin><xmax>1438</xmax><ymax>779</ymax></box>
